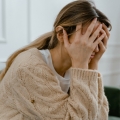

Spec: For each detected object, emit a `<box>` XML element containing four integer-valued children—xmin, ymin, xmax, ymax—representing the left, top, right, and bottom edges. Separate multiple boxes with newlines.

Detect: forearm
<box><xmin>69</xmin><ymin>68</ymin><xmax>99</xmax><ymax>119</ymax></box>
<box><xmin>70</xmin><ymin>68</ymin><xmax>109</xmax><ymax>119</ymax></box>
<box><xmin>89</xmin><ymin>61</ymin><xmax>98</xmax><ymax>70</ymax></box>
<box><xmin>97</xmin><ymin>76</ymin><xmax>109</xmax><ymax>120</ymax></box>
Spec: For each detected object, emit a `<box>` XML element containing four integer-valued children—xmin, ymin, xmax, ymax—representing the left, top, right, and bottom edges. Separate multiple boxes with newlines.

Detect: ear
<box><xmin>56</xmin><ymin>26</ymin><xmax>64</xmax><ymax>42</ymax></box>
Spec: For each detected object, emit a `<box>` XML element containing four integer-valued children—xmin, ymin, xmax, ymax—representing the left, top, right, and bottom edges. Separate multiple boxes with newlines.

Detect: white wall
<box><xmin>30</xmin><ymin>0</ymin><xmax>74</xmax><ymax>41</ymax></box>
<box><xmin>0</xmin><ymin>0</ymin><xmax>29</xmax><ymax>62</ymax></box>
<box><xmin>94</xmin><ymin>0</ymin><xmax>120</xmax><ymax>87</ymax></box>
<box><xmin>0</xmin><ymin>0</ymin><xmax>120</xmax><ymax>87</ymax></box>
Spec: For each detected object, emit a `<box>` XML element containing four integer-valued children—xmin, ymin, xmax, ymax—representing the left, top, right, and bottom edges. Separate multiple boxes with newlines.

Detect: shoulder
<box><xmin>11</xmin><ymin>48</ymin><xmax>55</xmax><ymax>78</ymax></box>
<box><xmin>13</xmin><ymin>48</ymin><xmax>47</xmax><ymax>69</ymax></box>
<box><xmin>13</xmin><ymin>48</ymin><xmax>56</xmax><ymax>81</ymax></box>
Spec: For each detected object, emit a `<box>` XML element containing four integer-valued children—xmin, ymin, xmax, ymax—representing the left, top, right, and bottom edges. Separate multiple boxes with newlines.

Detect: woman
<box><xmin>0</xmin><ymin>0</ymin><xmax>112</xmax><ymax>120</ymax></box>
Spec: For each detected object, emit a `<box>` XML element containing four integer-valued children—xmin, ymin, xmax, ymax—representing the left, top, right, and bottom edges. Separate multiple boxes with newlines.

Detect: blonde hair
<box><xmin>0</xmin><ymin>0</ymin><xmax>112</xmax><ymax>80</ymax></box>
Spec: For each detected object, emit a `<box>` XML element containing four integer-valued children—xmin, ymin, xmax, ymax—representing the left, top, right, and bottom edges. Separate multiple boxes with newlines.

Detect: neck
<box><xmin>49</xmin><ymin>46</ymin><xmax>71</xmax><ymax>77</ymax></box>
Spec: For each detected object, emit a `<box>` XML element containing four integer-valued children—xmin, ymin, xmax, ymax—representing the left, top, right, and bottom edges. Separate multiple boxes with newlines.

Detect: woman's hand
<box><xmin>89</xmin><ymin>23</ymin><xmax>110</xmax><ymax>70</ymax></box>
<box><xmin>63</xmin><ymin>18</ymin><xmax>106</xmax><ymax>69</ymax></box>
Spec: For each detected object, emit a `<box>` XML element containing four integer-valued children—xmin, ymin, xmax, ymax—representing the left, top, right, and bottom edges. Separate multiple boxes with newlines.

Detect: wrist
<box><xmin>72</xmin><ymin>63</ymin><xmax>88</xmax><ymax>69</ymax></box>
<box><xmin>89</xmin><ymin>62</ymin><xmax>98</xmax><ymax>70</ymax></box>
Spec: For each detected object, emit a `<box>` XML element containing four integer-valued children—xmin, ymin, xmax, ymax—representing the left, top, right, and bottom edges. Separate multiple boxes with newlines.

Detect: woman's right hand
<box><xmin>63</xmin><ymin>18</ymin><xmax>105</xmax><ymax>69</ymax></box>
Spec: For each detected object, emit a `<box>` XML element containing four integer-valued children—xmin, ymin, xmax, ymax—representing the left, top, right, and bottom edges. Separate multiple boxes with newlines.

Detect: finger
<box><xmin>93</xmin><ymin>32</ymin><xmax>105</xmax><ymax>48</ymax></box>
<box><xmin>90</xmin><ymin>24</ymin><xmax>102</xmax><ymax>43</ymax></box>
<box><xmin>102</xmin><ymin>35</ymin><xmax>108</xmax><ymax>48</ymax></box>
<box><xmin>98</xmin><ymin>41</ymin><xmax>106</xmax><ymax>52</ymax></box>
<box><xmin>100</xmin><ymin>29</ymin><xmax>108</xmax><ymax>47</ymax></box>
<box><xmin>63</xmin><ymin>29</ymin><xmax>70</xmax><ymax>48</ymax></box>
<box><xmin>76</xmin><ymin>24</ymin><xmax>82</xmax><ymax>31</ymax></box>
<box><xmin>75</xmin><ymin>24</ymin><xmax>82</xmax><ymax>41</ymax></box>
<box><xmin>102</xmin><ymin>23</ymin><xmax>110</xmax><ymax>38</ymax></box>
<box><xmin>95</xmin><ymin>45</ymin><xmax>99</xmax><ymax>52</ymax></box>
<box><xmin>85</xmin><ymin>18</ymin><xmax>97</xmax><ymax>37</ymax></box>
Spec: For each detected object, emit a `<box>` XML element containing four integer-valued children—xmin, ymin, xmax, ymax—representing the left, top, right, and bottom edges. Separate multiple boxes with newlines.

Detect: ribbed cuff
<box><xmin>71</xmin><ymin>68</ymin><xmax>98</xmax><ymax>82</ymax></box>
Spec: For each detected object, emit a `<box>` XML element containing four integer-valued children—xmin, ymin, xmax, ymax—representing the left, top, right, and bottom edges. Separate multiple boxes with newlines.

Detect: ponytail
<box><xmin>0</xmin><ymin>31</ymin><xmax>54</xmax><ymax>81</ymax></box>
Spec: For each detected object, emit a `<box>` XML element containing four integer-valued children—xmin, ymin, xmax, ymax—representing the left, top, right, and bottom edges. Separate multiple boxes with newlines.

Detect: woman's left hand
<box><xmin>89</xmin><ymin>23</ymin><xmax>110</xmax><ymax>70</ymax></box>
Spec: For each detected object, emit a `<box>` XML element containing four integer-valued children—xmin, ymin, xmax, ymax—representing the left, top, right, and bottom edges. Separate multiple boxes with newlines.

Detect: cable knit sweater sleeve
<box><xmin>11</xmin><ymin>49</ymin><xmax>109</xmax><ymax>120</ymax></box>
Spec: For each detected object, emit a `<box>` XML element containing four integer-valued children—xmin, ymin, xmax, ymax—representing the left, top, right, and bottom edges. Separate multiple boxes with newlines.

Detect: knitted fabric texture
<box><xmin>0</xmin><ymin>48</ymin><xmax>109</xmax><ymax>120</ymax></box>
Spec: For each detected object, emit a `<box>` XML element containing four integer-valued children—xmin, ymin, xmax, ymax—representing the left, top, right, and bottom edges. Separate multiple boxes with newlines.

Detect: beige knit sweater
<box><xmin>0</xmin><ymin>48</ymin><xmax>109</xmax><ymax>120</ymax></box>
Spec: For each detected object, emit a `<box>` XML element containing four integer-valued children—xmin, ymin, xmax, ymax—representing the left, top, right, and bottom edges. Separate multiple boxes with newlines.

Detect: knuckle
<box><xmin>88</xmin><ymin>44</ymin><xmax>94</xmax><ymax>51</ymax></box>
<box><xmin>82</xmin><ymin>41</ymin><xmax>87</xmax><ymax>46</ymax></box>
<box><xmin>87</xmin><ymin>28</ymin><xmax>92</xmax><ymax>34</ymax></box>
<box><xmin>102</xmin><ymin>48</ymin><xmax>106</xmax><ymax>52</ymax></box>
<box><xmin>99</xmin><ymin>34</ymin><xmax>104</xmax><ymax>39</ymax></box>
<box><xmin>101</xmin><ymin>35</ymin><xmax>105</xmax><ymax>39</ymax></box>
<box><xmin>108</xmin><ymin>32</ymin><xmax>110</xmax><ymax>37</ymax></box>
<box><xmin>64</xmin><ymin>44</ymin><xmax>67</xmax><ymax>48</ymax></box>
<box><xmin>104</xmin><ymin>32</ymin><xmax>107</xmax><ymax>37</ymax></box>
<box><xmin>103</xmin><ymin>30</ymin><xmax>106</xmax><ymax>35</ymax></box>
<box><xmin>93</xmin><ymin>33</ymin><xmax>97</xmax><ymax>38</ymax></box>
<box><xmin>74</xmin><ymin>40</ymin><xmax>80</xmax><ymax>44</ymax></box>
<box><xmin>95</xmin><ymin>40</ymin><xmax>100</xmax><ymax>45</ymax></box>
